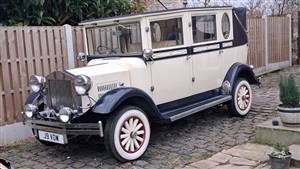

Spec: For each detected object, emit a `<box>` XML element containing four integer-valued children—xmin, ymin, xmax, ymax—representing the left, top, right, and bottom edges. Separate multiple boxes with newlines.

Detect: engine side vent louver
<box><xmin>97</xmin><ymin>82</ymin><xmax>119</xmax><ymax>98</ymax></box>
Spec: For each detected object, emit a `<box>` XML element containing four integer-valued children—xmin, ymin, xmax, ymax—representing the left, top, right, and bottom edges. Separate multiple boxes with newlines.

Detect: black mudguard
<box><xmin>25</xmin><ymin>92</ymin><xmax>43</xmax><ymax>105</ymax></box>
<box><xmin>92</xmin><ymin>87</ymin><xmax>161</xmax><ymax>119</ymax></box>
<box><xmin>224</xmin><ymin>63</ymin><xmax>260</xmax><ymax>87</ymax></box>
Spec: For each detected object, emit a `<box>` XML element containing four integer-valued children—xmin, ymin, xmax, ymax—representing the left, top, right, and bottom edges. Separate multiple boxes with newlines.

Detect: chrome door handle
<box><xmin>219</xmin><ymin>50</ymin><xmax>224</xmax><ymax>54</ymax></box>
<box><xmin>186</xmin><ymin>55</ymin><xmax>191</xmax><ymax>60</ymax></box>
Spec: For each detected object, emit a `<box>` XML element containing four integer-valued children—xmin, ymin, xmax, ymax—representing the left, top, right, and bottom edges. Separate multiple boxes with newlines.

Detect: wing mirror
<box><xmin>143</xmin><ymin>49</ymin><xmax>154</xmax><ymax>61</ymax></box>
<box><xmin>77</xmin><ymin>52</ymin><xmax>87</xmax><ymax>62</ymax></box>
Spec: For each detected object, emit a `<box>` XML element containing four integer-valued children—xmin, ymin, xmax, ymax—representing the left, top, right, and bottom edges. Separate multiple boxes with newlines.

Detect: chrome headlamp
<box><xmin>74</xmin><ymin>75</ymin><xmax>91</xmax><ymax>95</ymax></box>
<box><xmin>25</xmin><ymin>104</ymin><xmax>38</xmax><ymax>118</ymax></box>
<box><xmin>58</xmin><ymin>107</ymin><xmax>73</xmax><ymax>123</ymax></box>
<box><xmin>30</xmin><ymin>75</ymin><xmax>46</xmax><ymax>93</ymax></box>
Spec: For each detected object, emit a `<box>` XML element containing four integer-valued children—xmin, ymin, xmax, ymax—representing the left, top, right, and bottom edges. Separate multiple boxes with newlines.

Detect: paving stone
<box><xmin>229</xmin><ymin>157</ymin><xmax>258</xmax><ymax>166</ymax></box>
<box><xmin>114</xmin><ymin>167</ymin><xmax>123</xmax><ymax>169</ymax></box>
<box><xmin>53</xmin><ymin>163</ymin><xmax>67</xmax><ymax>169</ymax></box>
<box><xmin>181</xmin><ymin>166</ymin><xmax>197</xmax><ymax>169</ymax></box>
<box><xmin>254</xmin><ymin>163</ymin><xmax>270</xmax><ymax>169</ymax></box>
<box><xmin>128</xmin><ymin>166</ymin><xmax>145</xmax><ymax>169</ymax></box>
<box><xmin>65</xmin><ymin>167</ymin><xmax>75</xmax><ymax>169</ymax></box>
<box><xmin>290</xmin><ymin>145</ymin><xmax>300</xmax><ymax>161</ymax></box>
<box><xmin>190</xmin><ymin>160</ymin><xmax>219</xmax><ymax>169</ymax></box>
<box><xmin>222</xmin><ymin>147</ymin><xmax>269</xmax><ymax>162</ymax></box>
<box><xmin>290</xmin><ymin>144</ymin><xmax>300</xmax><ymax>168</ymax></box>
<box><xmin>212</xmin><ymin>164</ymin><xmax>252</xmax><ymax>169</ymax></box>
<box><xmin>236</xmin><ymin>143</ymin><xmax>272</xmax><ymax>153</ymax></box>
<box><xmin>80</xmin><ymin>165</ymin><xmax>97</xmax><ymax>169</ymax></box>
<box><xmin>208</xmin><ymin>153</ymin><xmax>232</xmax><ymax>164</ymax></box>
<box><xmin>132</xmin><ymin>160</ymin><xmax>149</xmax><ymax>167</ymax></box>
<box><xmin>143</xmin><ymin>164</ymin><xmax>162</xmax><ymax>169</ymax></box>
<box><xmin>71</xmin><ymin>162</ymin><xmax>85</xmax><ymax>168</ymax></box>
<box><xmin>32</xmin><ymin>164</ymin><xmax>47</xmax><ymax>169</ymax></box>
<box><xmin>45</xmin><ymin>161</ymin><xmax>57</xmax><ymax>166</ymax></box>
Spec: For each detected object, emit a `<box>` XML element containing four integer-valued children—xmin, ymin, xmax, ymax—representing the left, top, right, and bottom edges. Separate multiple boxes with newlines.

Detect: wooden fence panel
<box><xmin>268</xmin><ymin>17</ymin><xmax>290</xmax><ymax>64</ymax></box>
<box><xmin>72</xmin><ymin>27</ymin><xmax>86</xmax><ymax>67</ymax></box>
<box><xmin>247</xmin><ymin>18</ymin><xmax>266</xmax><ymax>68</ymax></box>
<box><xmin>0</xmin><ymin>27</ymin><xmax>68</xmax><ymax>126</ymax></box>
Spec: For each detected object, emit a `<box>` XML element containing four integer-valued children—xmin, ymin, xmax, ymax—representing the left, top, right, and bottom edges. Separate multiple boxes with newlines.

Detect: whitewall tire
<box><xmin>104</xmin><ymin>106</ymin><xmax>150</xmax><ymax>162</ymax></box>
<box><xmin>228</xmin><ymin>79</ymin><xmax>252</xmax><ymax>116</ymax></box>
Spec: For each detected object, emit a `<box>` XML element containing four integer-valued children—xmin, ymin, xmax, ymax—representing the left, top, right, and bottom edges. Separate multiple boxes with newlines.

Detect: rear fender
<box><xmin>223</xmin><ymin>63</ymin><xmax>260</xmax><ymax>93</ymax></box>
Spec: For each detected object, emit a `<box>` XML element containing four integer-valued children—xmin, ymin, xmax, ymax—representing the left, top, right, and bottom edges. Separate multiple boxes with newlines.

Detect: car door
<box><xmin>190</xmin><ymin>13</ymin><xmax>223</xmax><ymax>94</ymax></box>
<box><xmin>147</xmin><ymin>15</ymin><xmax>193</xmax><ymax>105</ymax></box>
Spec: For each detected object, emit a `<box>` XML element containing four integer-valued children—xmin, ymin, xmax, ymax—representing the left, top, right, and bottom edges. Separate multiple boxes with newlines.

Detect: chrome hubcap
<box><xmin>119</xmin><ymin>117</ymin><xmax>145</xmax><ymax>153</ymax></box>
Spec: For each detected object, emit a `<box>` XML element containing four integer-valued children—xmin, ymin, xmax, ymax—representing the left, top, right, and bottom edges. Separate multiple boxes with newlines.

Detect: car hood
<box><xmin>66</xmin><ymin>57</ymin><xmax>146</xmax><ymax>77</ymax></box>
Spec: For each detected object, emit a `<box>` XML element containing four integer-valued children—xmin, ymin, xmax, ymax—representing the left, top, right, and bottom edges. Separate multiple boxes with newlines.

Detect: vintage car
<box><xmin>24</xmin><ymin>6</ymin><xmax>259</xmax><ymax>161</ymax></box>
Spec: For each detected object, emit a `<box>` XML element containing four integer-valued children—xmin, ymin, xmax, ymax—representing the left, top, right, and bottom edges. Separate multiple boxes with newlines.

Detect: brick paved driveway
<box><xmin>1</xmin><ymin>66</ymin><xmax>299</xmax><ymax>169</ymax></box>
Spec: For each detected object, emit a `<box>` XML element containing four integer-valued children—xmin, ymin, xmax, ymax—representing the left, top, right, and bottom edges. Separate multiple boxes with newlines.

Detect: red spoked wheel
<box><xmin>228</xmin><ymin>78</ymin><xmax>252</xmax><ymax>116</ymax></box>
<box><xmin>236</xmin><ymin>85</ymin><xmax>251</xmax><ymax>111</ymax></box>
<box><xmin>119</xmin><ymin>116</ymin><xmax>146</xmax><ymax>153</ymax></box>
<box><xmin>105</xmin><ymin>106</ymin><xmax>150</xmax><ymax>162</ymax></box>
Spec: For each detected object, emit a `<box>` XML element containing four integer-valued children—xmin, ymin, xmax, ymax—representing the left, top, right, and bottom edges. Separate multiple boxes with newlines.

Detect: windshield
<box><xmin>86</xmin><ymin>22</ymin><xmax>142</xmax><ymax>55</ymax></box>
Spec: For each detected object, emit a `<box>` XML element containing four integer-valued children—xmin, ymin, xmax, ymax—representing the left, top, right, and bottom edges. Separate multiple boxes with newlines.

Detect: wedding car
<box><xmin>24</xmin><ymin>7</ymin><xmax>259</xmax><ymax>161</ymax></box>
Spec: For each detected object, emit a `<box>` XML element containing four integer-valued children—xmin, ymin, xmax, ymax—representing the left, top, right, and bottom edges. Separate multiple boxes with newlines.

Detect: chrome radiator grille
<box><xmin>48</xmin><ymin>79</ymin><xmax>73</xmax><ymax>111</ymax></box>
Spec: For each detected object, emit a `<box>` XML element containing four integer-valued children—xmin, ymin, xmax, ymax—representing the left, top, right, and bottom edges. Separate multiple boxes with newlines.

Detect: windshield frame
<box><xmin>85</xmin><ymin>20</ymin><xmax>143</xmax><ymax>56</ymax></box>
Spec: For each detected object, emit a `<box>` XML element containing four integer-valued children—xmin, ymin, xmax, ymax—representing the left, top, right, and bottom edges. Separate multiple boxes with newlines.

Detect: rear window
<box><xmin>192</xmin><ymin>15</ymin><xmax>217</xmax><ymax>43</ymax></box>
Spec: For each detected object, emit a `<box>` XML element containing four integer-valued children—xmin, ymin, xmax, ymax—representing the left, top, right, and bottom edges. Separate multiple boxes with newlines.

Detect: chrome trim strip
<box><xmin>25</xmin><ymin>120</ymin><xmax>103</xmax><ymax>136</ymax></box>
<box><xmin>98</xmin><ymin>121</ymin><xmax>104</xmax><ymax>137</ymax></box>
<box><xmin>193</xmin><ymin>44</ymin><xmax>220</xmax><ymax>53</ymax></box>
<box><xmin>154</xmin><ymin>49</ymin><xmax>188</xmax><ymax>59</ymax></box>
<box><xmin>170</xmin><ymin>95</ymin><xmax>232</xmax><ymax>121</ymax></box>
<box><xmin>223</xmin><ymin>41</ymin><xmax>233</xmax><ymax>48</ymax></box>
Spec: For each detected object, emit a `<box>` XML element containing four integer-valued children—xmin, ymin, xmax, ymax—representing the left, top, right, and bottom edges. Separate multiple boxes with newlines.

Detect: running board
<box><xmin>165</xmin><ymin>95</ymin><xmax>232</xmax><ymax>122</ymax></box>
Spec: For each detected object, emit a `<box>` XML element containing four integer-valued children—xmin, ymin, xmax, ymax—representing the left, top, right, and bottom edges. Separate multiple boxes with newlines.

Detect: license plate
<box><xmin>38</xmin><ymin>131</ymin><xmax>66</xmax><ymax>144</ymax></box>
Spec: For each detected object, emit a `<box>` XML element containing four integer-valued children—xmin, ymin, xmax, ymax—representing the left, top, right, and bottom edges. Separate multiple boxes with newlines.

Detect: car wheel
<box><xmin>228</xmin><ymin>78</ymin><xmax>252</xmax><ymax>116</ymax></box>
<box><xmin>104</xmin><ymin>106</ymin><xmax>150</xmax><ymax>162</ymax></box>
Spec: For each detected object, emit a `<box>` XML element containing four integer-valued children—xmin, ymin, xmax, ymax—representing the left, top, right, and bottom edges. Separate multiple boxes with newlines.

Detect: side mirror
<box><xmin>76</xmin><ymin>53</ymin><xmax>87</xmax><ymax>62</ymax></box>
<box><xmin>143</xmin><ymin>49</ymin><xmax>154</xmax><ymax>61</ymax></box>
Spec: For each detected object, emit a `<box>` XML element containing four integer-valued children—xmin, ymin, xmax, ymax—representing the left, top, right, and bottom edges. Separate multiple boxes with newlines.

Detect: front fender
<box><xmin>25</xmin><ymin>92</ymin><xmax>43</xmax><ymax>105</ymax></box>
<box><xmin>92</xmin><ymin>87</ymin><xmax>160</xmax><ymax>116</ymax></box>
<box><xmin>224</xmin><ymin>63</ymin><xmax>260</xmax><ymax>86</ymax></box>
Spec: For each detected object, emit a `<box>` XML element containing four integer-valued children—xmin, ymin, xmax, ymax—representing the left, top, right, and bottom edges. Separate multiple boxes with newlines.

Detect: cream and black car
<box><xmin>24</xmin><ymin>7</ymin><xmax>259</xmax><ymax>161</ymax></box>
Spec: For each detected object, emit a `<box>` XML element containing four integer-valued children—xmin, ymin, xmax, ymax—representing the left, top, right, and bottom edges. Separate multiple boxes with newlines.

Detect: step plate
<box><xmin>169</xmin><ymin>95</ymin><xmax>232</xmax><ymax>122</ymax></box>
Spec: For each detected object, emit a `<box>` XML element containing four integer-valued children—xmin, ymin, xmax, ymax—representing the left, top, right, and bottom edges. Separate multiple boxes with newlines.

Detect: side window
<box><xmin>150</xmin><ymin>18</ymin><xmax>183</xmax><ymax>49</ymax></box>
<box><xmin>192</xmin><ymin>15</ymin><xmax>217</xmax><ymax>43</ymax></box>
<box><xmin>222</xmin><ymin>13</ymin><xmax>230</xmax><ymax>39</ymax></box>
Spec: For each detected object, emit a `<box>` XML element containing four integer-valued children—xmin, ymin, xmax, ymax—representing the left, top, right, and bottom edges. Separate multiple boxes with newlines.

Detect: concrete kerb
<box><xmin>0</xmin><ymin>122</ymin><xmax>33</xmax><ymax>146</ymax></box>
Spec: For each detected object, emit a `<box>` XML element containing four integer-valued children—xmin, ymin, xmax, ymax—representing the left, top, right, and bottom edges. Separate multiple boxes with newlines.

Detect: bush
<box><xmin>270</xmin><ymin>143</ymin><xmax>290</xmax><ymax>159</ymax></box>
<box><xmin>279</xmin><ymin>75</ymin><xmax>300</xmax><ymax>108</ymax></box>
<box><xmin>0</xmin><ymin>0</ymin><xmax>144</xmax><ymax>26</ymax></box>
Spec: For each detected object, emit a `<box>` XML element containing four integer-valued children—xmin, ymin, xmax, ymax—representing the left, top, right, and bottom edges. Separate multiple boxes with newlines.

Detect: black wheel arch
<box><xmin>224</xmin><ymin>62</ymin><xmax>260</xmax><ymax>87</ymax></box>
<box><xmin>25</xmin><ymin>91</ymin><xmax>43</xmax><ymax>105</ymax></box>
<box><xmin>92</xmin><ymin>87</ymin><xmax>162</xmax><ymax>122</ymax></box>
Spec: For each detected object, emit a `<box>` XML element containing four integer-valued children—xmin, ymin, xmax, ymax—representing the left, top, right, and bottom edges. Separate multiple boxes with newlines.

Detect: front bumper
<box><xmin>25</xmin><ymin>119</ymin><xmax>104</xmax><ymax>138</ymax></box>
